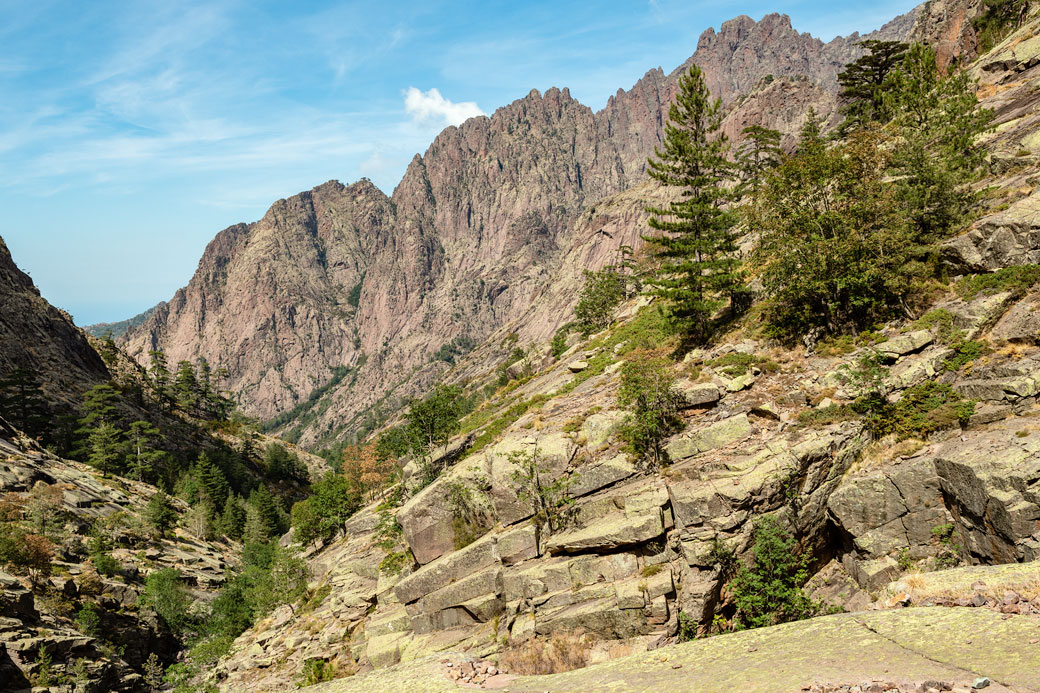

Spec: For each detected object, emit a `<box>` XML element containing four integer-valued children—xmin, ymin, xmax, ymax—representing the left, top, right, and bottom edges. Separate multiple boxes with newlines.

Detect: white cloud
<box><xmin>403</xmin><ymin>87</ymin><xmax>484</xmax><ymax>127</ymax></box>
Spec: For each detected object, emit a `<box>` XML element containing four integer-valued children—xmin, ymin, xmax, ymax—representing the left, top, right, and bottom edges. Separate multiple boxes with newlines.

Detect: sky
<box><xmin>0</xmin><ymin>0</ymin><xmax>920</xmax><ymax>325</ymax></box>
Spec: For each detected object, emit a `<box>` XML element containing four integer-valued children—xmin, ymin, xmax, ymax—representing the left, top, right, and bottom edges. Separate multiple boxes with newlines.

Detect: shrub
<box><xmin>973</xmin><ymin>0</ymin><xmax>1029</xmax><ymax>52</ymax></box>
<box><xmin>499</xmin><ymin>630</ymin><xmax>592</xmax><ymax>675</ymax></box>
<box><xmin>730</xmin><ymin>517</ymin><xmax>817</xmax><ymax>630</ymax></box>
<box><xmin>91</xmin><ymin>552</ymin><xmax>120</xmax><ymax>578</ymax></box>
<box><xmin>931</xmin><ymin>522</ymin><xmax>961</xmax><ymax>569</ymax></box>
<box><xmin>884</xmin><ymin>381</ymin><xmax>974</xmax><ymax>439</ymax></box>
<box><xmin>75</xmin><ymin>601</ymin><xmax>103</xmax><ymax>637</ymax></box>
<box><xmin>446</xmin><ymin>480</ymin><xmax>493</xmax><ymax>550</ymax></box>
<box><xmin>943</xmin><ymin>339</ymin><xmax>985</xmax><ymax>372</ymax></box>
<box><xmin>509</xmin><ymin>449</ymin><xmax>575</xmax><ymax>534</ymax></box>
<box><xmin>955</xmin><ymin>265</ymin><xmax>1040</xmax><ymax>300</ymax></box>
<box><xmin>374</xmin><ymin>509</ymin><xmax>408</xmax><ymax>576</ymax></box>
<box><xmin>146</xmin><ymin>490</ymin><xmax>178</xmax><ymax>537</ymax></box>
<box><xmin>575</xmin><ymin>267</ymin><xmax>627</xmax><ymax>335</ymax></box>
<box><xmin>2</xmin><ymin>530</ymin><xmax>54</xmax><ymax>590</ymax></box>
<box><xmin>143</xmin><ymin>568</ymin><xmax>193</xmax><ymax>635</ymax></box>
<box><xmin>550</xmin><ymin>326</ymin><xmax>570</xmax><ymax>359</ymax></box>
<box><xmin>616</xmin><ymin>352</ymin><xmax>685</xmax><ymax>469</ymax></box>
<box><xmin>298</xmin><ymin>658</ymin><xmax>337</xmax><ymax>687</ymax></box>
<box><xmin>291</xmin><ymin>472</ymin><xmax>361</xmax><ymax>546</ymax></box>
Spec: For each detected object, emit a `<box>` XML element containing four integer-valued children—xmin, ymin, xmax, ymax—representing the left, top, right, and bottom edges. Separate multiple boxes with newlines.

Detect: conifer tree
<box><xmin>173</xmin><ymin>361</ymin><xmax>199</xmax><ymax>415</ymax></box>
<box><xmin>195</xmin><ymin>453</ymin><xmax>229</xmax><ymax>509</ymax></box>
<box><xmin>735</xmin><ymin>125</ymin><xmax>783</xmax><ymax>194</ymax></box>
<box><xmin>86</xmin><ymin>421</ymin><xmax>124</xmax><ymax>477</ymax></box>
<box><xmin>148</xmin><ymin>350</ymin><xmax>173</xmax><ymax>411</ymax></box>
<box><xmin>0</xmin><ymin>368</ymin><xmax>50</xmax><ymax>439</ymax></box>
<box><xmin>885</xmin><ymin>43</ymin><xmax>993</xmax><ymax>242</ymax></box>
<box><xmin>837</xmin><ymin>39</ymin><xmax>909</xmax><ymax>129</ymax></box>
<box><xmin>146</xmin><ymin>490</ymin><xmax>178</xmax><ymax>537</ymax></box>
<box><xmin>126</xmin><ymin>420</ymin><xmax>165</xmax><ymax>482</ymax></box>
<box><xmin>247</xmin><ymin>485</ymin><xmax>282</xmax><ymax>541</ymax></box>
<box><xmin>644</xmin><ymin>64</ymin><xmax>742</xmax><ymax>342</ymax></box>
<box><xmin>220</xmin><ymin>495</ymin><xmax>247</xmax><ymax>541</ymax></box>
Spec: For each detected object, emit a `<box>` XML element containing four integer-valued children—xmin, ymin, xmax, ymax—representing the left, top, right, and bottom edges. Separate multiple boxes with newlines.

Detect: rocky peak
<box><xmin>121</xmin><ymin>7</ymin><xmax>927</xmax><ymax>446</ymax></box>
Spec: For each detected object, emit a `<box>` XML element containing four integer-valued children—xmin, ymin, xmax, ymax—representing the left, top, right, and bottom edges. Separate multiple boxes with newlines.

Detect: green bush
<box><xmin>616</xmin><ymin>353</ymin><xmax>684</xmax><ymax>468</ymax></box>
<box><xmin>550</xmin><ymin>326</ymin><xmax>570</xmax><ymax>359</ymax></box>
<box><xmin>730</xmin><ymin>517</ymin><xmax>817</xmax><ymax>630</ymax></box>
<box><xmin>575</xmin><ymin>267</ymin><xmax>627</xmax><ymax>335</ymax></box>
<box><xmin>973</xmin><ymin>0</ymin><xmax>1029</xmax><ymax>52</ymax></box>
<box><xmin>291</xmin><ymin>472</ymin><xmax>361</xmax><ymax>546</ymax></box>
<box><xmin>143</xmin><ymin>568</ymin><xmax>193</xmax><ymax>635</ymax></box>
<box><xmin>75</xmin><ymin>601</ymin><xmax>102</xmax><ymax>637</ymax></box>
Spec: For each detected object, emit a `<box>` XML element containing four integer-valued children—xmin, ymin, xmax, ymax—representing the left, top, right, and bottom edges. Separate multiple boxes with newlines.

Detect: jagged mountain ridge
<box><xmin>122</xmin><ymin>8</ymin><xmax>925</xmax><ymax>445</ymax></box>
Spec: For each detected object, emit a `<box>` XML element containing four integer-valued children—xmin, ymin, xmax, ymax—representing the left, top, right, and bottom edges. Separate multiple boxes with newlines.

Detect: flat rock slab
<box><xmin>312</xmin><ymin>608</ymin><xmax>1040</xmax><ymax>693</ymax></box>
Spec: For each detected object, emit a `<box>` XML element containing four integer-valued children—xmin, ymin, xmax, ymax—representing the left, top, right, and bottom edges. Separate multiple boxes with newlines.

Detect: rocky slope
<box><xmin>0</xmin><ymin>237</ymin><xmax>109</xmax><ymax>410</ymax></box>
<box><xmin>205</xmin><ymin>14</ymin><xmax>1040</xmax><ymax>687</ymax></box>
<box><xmin>0</xmin><ymin>419</ymin><xmax>234</xmax><ymax>691</ymax></box>
<box><xmin>121</xmin><ymin>8</ymin><xmax>925</xmax><ymax>448</ymax></box>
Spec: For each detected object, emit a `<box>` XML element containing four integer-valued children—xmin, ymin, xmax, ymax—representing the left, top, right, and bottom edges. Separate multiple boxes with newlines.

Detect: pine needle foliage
<box><xmin>644</xmin><ymin>64</ymin><xmax>743</xmax><ymax>343</ymax></box>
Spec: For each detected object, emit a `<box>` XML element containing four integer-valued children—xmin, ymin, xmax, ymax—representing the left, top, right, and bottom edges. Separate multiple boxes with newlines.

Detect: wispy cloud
<box><xmin>404</xmin><ymin>87</ymin><xmax>485</xmax><ymax>127</ymax></box>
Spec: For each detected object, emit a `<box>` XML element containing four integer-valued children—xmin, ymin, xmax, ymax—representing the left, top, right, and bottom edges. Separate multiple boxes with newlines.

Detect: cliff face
<box><xmin>122</xmin><ymin>10</ymin><xmax>921</xmax><ymax>445</ymax></box>
<box><xmin>0</xmin><ymin>237</ymin><xmax>109</xmax><ymax>408</ymax></box>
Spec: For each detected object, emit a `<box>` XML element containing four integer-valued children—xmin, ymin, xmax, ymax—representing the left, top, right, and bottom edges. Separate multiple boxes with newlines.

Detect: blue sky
<box><xmin>0</xmin><ymin>0</ymin><xmax>920</xmax><ymax>325</ymax></box>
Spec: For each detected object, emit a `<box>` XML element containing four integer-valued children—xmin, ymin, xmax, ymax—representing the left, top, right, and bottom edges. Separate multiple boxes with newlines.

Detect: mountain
<box><xmin>122</xmin><ymin>10</ymin><xmax>921</xmax><ymax>448</ymax></box>
<box><xmin>83</xmin><ymin>305</ymin><xmax>160</xmax><ymax>340</ymax></box>
<box><xmin>209</xmin><ymin>7</ymin><xmax>1040</xmax><ymax>688</ymax></box>
<box><xmin>0</xmin><ymin>237</ymin><xmax>109</xmax><ymax>409</ymax></box>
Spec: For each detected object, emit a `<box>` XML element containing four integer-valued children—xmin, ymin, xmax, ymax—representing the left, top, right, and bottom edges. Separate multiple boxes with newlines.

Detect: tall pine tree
<box><xmin>837</xmin><ymin>40</ymin><xmax>909</xmax><ymax>130</ymax></box>
<box><xmin>644</xmin><ymin>64</ymin><xmax>742</xmax><ymax>342</ymax></box>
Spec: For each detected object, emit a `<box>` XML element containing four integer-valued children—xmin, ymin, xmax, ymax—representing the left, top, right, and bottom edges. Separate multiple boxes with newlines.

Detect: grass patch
<box><xmin>499</xmin><ymin>631</ymin><xmax>592</xmax><ymax>675</ymax></box>
<box><xmin>955</xmin><ymin>265</ymin><xmax>1040</xmax><ymax>300</ymax></box>
<box><xmin>706</xmin><ymin>352</ymin><xmax>780</xmax><ymax>377</ymax></box>
<box><xmin>815</xmin><ymin>331</ymin><xmax>884</xmax><ymax>357</ymax></box>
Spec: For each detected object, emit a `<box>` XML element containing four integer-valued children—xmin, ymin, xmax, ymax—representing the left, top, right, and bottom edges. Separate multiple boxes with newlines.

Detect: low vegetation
<box><xmin>499</xmin><ymin>630</ymin><xmax>593</xmax><ymax>675</ymax></box>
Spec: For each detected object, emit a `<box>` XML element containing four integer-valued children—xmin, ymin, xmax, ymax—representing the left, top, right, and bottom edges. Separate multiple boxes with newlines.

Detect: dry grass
<box><xmin>499</xmin><ymin>630</ymin><xmax>593</xmax><ymax>675</ymax></box>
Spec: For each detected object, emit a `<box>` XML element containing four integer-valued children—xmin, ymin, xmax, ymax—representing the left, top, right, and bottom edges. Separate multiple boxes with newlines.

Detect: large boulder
<box><xmin>664</xmin><ymin>413</ymin><xmax>753</xmax><ymax>463</ymax></box>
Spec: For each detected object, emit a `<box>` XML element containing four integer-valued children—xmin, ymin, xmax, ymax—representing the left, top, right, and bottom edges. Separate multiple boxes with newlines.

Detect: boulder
<box><xmin>568</xmin><ymin>454</ymin><xmax>637</xmax><ymax>498</ymax></box>
<box><xmin>941</xmin><ymin>190</ymin><xmax>1040</xmax><ymax>272</ymax></box>
<box><xmin>394</xmin><ymin>533</ymin><xmax>498</xmax><ymax>605</ymax></box>
<box><xmin>676</xmin><ymin>381</ymin><xmax>722</xmax><ymax>408</ymax></box>
<box><xmin>878</xmin><ymin>330</ymin><xmax>933</xmax><ymax>359</ymax></box>
<box><xmin>665</xmin><ymin>414</ymin><xmax>752</xmax><ymax>462</ymax></box>
<box><xmin>990</xmin><ymin>290</ymin><xmax>1040</xmax><ymax>343</ymax></box>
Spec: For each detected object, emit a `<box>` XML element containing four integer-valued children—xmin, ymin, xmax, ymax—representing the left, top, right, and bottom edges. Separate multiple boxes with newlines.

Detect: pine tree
<box><xmin>126</xmin><ymin>420</ymin><xmax>165</xmax><ymax>482</ymax></box>
<box><xmin>220</xmin><ymin>495</ymin><xmax>247</xmax><ymax>541</ymax></box>
<box><xmin>0</xmin><ymin>368</ymin><xmax>50</xmax><ymax>439</ymax></box>
<box><xmin>735</xmin><ymin>125</ymin><xmax>783</xmax><ymax>194</ymax></box>
<box><xmin>78</xmin><ymin>383</ymin><xmax>121</xmax><ymax>429</ymax></box>
<box><xmin>644</xmin><ymin>64</ymin><xmax>742</xmax><ymax>342</ymax></box>
<box><xmin>247</xmin><ymin>485</ymin><xmax>282</xmax><ymax>541</ymax></box>
<box><xmin>148</xmin><ymin>350</ymin><xmax>173</xmax><ymax>411</ymax></box>
<box><xmin>837</xmin><ymin>40</ymin><xmax>909</xmax><ymax>130</ymax></box>
<box><xmin>885</xmin><ymin>43</ymin><xmax>993</xmax><ymax>243</ymax></box>
<box><xmin>195</xmin><ymin>453</ymin><xmax>229</xmax><ymax>509</ymax></box>
<box><xmin>86</xmin><ymin>421</ymin><xmax>123</xmax><ymax>477</ymax></box>
<box><xmin>146</xmin><ymin>490</ymin><xmax>178</xmax><ymax>537</ymax></box>
<box><xmin>173</xmin><ymin>361</ymin><xmax>199</xmax><ymax>415</ymax></box>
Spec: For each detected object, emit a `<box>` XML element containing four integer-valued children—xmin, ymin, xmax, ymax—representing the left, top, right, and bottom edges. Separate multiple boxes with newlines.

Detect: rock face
<box><xmin>122</xmin><ymin>13</ymin><xmax>919</xmax><ymax>446</ymax></box>
<box><xmin>0</xmin><ymin>236</ymin><xmax>109</xmax><ymax>408</ymax></box>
